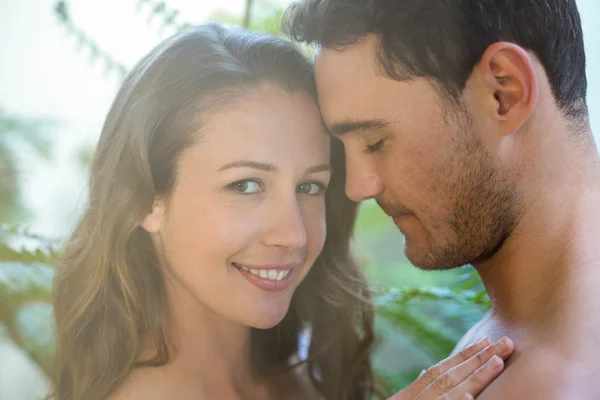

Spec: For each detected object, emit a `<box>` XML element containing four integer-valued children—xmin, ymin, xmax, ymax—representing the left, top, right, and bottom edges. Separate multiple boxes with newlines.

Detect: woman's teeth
<box><xmin>233</xmin><ymin>263</ymin><xmax>291</xmax><ymax>281</ymax></box>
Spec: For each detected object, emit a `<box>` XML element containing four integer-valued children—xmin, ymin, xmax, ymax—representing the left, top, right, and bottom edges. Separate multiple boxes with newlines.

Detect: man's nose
<box><xmin>344</xmin><ymin>153</ymin><xmax>384</xmax><ymax>202</ymax></box>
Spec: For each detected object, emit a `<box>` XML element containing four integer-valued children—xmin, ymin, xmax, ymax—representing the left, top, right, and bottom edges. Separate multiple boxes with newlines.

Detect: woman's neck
<box><xmin>161</xmin><ymin>279</ymin><xmax>269</xmax><ymax>399</ymax></box>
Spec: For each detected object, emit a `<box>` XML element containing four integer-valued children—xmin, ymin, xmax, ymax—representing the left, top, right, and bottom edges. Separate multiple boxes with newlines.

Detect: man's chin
<box><xmin>409</xmin><ymin>235</ymin><xmax>508</xmax><ymax>270</ymax></box>
<box><xmin>405</xmin><ymin>243</ymin><xmax>466</xmax><ymax>271</ymax></box>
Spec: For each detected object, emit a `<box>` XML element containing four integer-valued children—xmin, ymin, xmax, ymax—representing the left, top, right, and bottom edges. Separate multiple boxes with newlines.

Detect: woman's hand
<box><xmin>389</xmin><ymin>337</ymin><xmax>514</xmax><ymax>400</ymax></box>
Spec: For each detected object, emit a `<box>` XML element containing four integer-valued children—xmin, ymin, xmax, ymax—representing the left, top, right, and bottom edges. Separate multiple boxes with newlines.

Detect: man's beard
<box><xmin>423</xmin><ymin>149</ymin><xmax>522</xmax><ymax>270</ymax></box>
<box><xmin>380</xmin><ymin>121</ymin><xmax>523</xmax><ymax>271</ymax></box>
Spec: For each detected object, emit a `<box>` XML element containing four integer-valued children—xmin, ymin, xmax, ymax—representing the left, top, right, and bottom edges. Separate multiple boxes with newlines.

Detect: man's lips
<box><xmin>384</xmin><ymin>209</ymin><xmax>413</xmax><ymax>219</ymax></box>
<box><xmin>392</xmin><ymin>214</ymin><xmax>411</xmax><ymax>222</ymax></box>
<box><xmin>376</xmin><ymin>200</ymin><xmax>413</xmax><ymax>219</ymax></box>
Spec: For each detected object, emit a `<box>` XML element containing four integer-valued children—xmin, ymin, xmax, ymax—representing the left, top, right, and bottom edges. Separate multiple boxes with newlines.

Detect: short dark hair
<box><xmin>283</xmin><ymin>0</ymin><xmax>588</xmax><ymax>119</ymax></box>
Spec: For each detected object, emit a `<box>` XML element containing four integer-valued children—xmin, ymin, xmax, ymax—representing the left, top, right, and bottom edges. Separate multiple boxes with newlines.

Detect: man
<box><xmin>284</xmin><ymin>0</ymin><xmax>599</xmax><ymax>398</ymax></box>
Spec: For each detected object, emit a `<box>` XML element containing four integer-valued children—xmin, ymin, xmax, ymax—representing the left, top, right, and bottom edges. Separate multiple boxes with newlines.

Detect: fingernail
<box><xmin>495</xmin><ymin>337</ymin><xmax>513</xmax><ymax>354</ymax></box>
<box><xmin>482</xmin><ymin>344</ymin><xmax>495</xmax><ymax>357</ymax></box>
<box><xmin>495</xmin><ymin>338</ymin><xmax>508</xmax><ymax>349</ymax></box>
<box><xmin>477</xmin><ymin>337</ymin><xmax>492</xmax><ymax>346</ymax></box>
<box><xmin>489</xmin><ymin>355</ymin><xmax>503</xmax><ymax>370</ymax></box>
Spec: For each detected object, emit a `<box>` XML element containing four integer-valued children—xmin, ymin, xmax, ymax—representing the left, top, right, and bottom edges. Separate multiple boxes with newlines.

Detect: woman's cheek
<box><xmin>303</xmin><ymin>201</ymin><xmax>327</xmax><ymax>260</ymax></box>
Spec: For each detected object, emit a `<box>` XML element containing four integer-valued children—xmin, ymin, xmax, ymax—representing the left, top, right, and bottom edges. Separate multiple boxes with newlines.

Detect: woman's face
<box><xmin>143</xmin><ymin>84</ymin><xmax>330</xmax><ymax>329</ymax></box>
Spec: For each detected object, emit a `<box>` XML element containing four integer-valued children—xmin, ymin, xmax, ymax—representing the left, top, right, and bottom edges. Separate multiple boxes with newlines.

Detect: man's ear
<box><xmin>475</xmin><ymin>42</ymin><xmax>540</xmax><ymax>136</ymax></box>
<box><xmin>140</xmin><ymin>198</ymin><xmax>166</xmax><ymax>233</ymax></box>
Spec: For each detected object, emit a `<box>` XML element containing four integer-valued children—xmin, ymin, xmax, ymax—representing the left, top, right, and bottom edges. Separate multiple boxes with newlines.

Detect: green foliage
<box><xmin>54</xmin><ymin>1</ymin><xmax>128</xmax><ymax>79</ymax></box>
<box><xmin>0</xmin><ymin>243</ymin><xmax>55</xmax><ymax>265</ymax></box>
<box><xmin>0</xmin><ymin>111</ymin><xmax>53</xmax><ymax>159</ymax></box>
<box><xmin>0</xmin><ymin>108</ymin><xmax>55</xmax><ymax>222</ymax></box>
<box><xmin>136</xmin><ymin>0</ymin><xmax>184</xmax><ymax>30</ymax></box>
<box><xmin>0</xmin><ymin>224</ymin><xmax>58</xmax><ymax>265</ymax></box>
<box><xmin>0</xmin><ymin>224</ymin><xmax>57</xmax><ymax>377</ymax></box>
<box><xmin>245</xmin><ymin>0</ymin><xmax>285</xmax><ymax>35</ymax></box>
<box><xmin>137</xmin><ymin>0</ymin><xmax>285</xmax><ymax>36</ymax></box>
<box><xmin>0</xmin><ymin>261</ymin><xmax>55</xmax><ymax>377</ymax></box>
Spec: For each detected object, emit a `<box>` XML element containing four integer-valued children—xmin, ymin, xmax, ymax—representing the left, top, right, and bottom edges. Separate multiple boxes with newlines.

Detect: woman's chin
<box><xmin>243</xmin><ymin>303</ymin><xmax>291</xmax><ymax>330</ymax></box>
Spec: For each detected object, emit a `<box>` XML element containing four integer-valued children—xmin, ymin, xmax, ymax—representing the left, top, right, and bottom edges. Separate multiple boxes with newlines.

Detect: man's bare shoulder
<box><xmin>451</xmin><ymin>312</ymin><xmax>492</xmax><ymax>355</ymax></box>
<box><xmin>477</xmin><ymin>349</ymin><xmax>597</xmax><ymax>400</ymax></box>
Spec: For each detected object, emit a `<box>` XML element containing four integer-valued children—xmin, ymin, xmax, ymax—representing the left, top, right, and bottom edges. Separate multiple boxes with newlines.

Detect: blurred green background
<box><xmin>1</xmin><ymin>0</ymin><xmax>598</xmax><ymax>398</ymax></box>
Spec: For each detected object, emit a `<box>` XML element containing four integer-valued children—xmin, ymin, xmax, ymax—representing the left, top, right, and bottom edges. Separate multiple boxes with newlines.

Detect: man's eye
<box><xmin>297</xmin><ymin>182</ymin><xmax>326</xmax><ymax>195</ymax></box>
<box><xmin>229</xmin><ymin>180</ymin><xmax>262</xmax><ymax>194</ymax></box>
<box><xmin>365</xmin><ymin>139</ymin><xmax>385</xmax><ymax>154</ymax></box>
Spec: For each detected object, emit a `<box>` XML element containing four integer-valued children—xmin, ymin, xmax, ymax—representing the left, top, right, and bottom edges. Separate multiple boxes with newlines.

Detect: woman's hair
<box><xmin>51</xmin><ymin>24</ymin><xmax>384</xmax><ymax>400</ymax></box>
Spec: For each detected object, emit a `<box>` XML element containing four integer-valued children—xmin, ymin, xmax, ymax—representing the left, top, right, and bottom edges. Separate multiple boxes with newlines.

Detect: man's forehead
<box><xmin>315</xmin><ymin>36</ymin><xmax>380</xmax><ymax>75</ymax></box>
<box><xmin>315</xmin><ymin>47</ymin><xmax>395</xmax><ymax>119</ymax></box>
<box><xmin>314</xmin><ymin>40</ymin><xmax>389</xmax><ymax>112</ymax></box>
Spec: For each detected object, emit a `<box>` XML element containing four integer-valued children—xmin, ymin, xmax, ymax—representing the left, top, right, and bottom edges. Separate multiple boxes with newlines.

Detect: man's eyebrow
<box><xmin>218</xmin><ymin>161</ymin><xmax>276</xmax><ymax>172</ymax></box>
<box><xmin>329</xmin><ymin>119</ymin><xmax>390</xmax><ymax>136</ymax></box>
<box><xmin>218</xmin><ymin>161</ymin><xmax>333</xmax><ymax>175</ymax></box>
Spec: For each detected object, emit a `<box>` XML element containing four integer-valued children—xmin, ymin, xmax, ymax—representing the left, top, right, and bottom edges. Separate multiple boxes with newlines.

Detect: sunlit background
<box><xmin>1</xmin><ymin>0</ymin><xmax>598</xmax><ymax>398</ymax></box>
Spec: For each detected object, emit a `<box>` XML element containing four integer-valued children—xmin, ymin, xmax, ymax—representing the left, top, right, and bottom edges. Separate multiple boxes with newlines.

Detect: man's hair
<box><xmin>283</xmin><ymin>0</ymin><xmax>588</xmax><ymax>119</ymax></box>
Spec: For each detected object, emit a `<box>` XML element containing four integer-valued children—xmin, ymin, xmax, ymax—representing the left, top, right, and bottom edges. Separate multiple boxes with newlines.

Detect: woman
<box><xmin>50</xmin><ymin>24</ymin><xmax>512</xmax><ymax>400</ymax></box>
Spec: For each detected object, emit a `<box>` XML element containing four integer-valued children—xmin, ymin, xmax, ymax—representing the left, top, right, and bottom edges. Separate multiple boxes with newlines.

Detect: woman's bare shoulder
<box><xmin>106</xmin><ymin>367</ymin><xmax>172</xmax><ymax>400</ymax></box>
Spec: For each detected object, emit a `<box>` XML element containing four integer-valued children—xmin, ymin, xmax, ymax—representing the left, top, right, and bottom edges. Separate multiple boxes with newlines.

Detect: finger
<box><xmin>413</xmin><ymin>338</ymin><xmax>512</xmax><ymax>399</ymax></box>
<box><xmin>433</xmin><ymin>355</ymin><xmax>504</xmax><ymax>400</ymax></box>
<box><xmin>493</xmin><ymin>336</ymin><xmax>514</xmax><ymax>359</ymax></box>
<box><xmin>444</xmin><ymin>337</ymin><xmax>513</xmax><ymax>385</ymax></box>
<box><xmin>402</xmin><ymin>337</ymin><xmax>493</xmax><ymax>397</ymax></box>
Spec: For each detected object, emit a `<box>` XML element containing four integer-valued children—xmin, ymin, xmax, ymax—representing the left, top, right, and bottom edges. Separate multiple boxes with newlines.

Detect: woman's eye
<box><xmin>229</xmin><ymin>180</ymin><xmax>262</xmax><ymax>194</ymax></box>
<box><xmin>365</xmin><ymin>139</ymin><xmax>385</xmax><ymax>154</ymax></box>
<box><xmin>297</xmin><ymin>182</ymin><xmax>325</xmax><ymax>195</ymax></box>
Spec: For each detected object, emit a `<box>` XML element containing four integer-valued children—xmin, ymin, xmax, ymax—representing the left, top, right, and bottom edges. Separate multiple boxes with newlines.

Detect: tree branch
<box><xmin>54</xmin><ymin>1</ymin><xmax>128</xmax><ymax>79</ymax></box>
<box><xmin>242</xmin><ymin>0</ymin><xmax>255</xmax><ymax>28</ymax></box>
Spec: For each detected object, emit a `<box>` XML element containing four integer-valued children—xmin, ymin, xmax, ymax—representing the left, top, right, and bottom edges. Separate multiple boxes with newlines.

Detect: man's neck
<box><xmin>473</xmin><ymin>136</ymin><xmax>600</xmax><ymax>339</ymax></box>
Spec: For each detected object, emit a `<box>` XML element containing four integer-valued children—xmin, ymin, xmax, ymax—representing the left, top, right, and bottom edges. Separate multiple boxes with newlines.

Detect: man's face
<box><xmin>315</xmin><ymin>35</ymin><xmax>522</xmax><ymax>270</ymax></box>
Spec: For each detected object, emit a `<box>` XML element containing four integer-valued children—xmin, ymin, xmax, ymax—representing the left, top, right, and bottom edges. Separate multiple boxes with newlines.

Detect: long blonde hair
<box><xmin>51</xmin><ymin>24</ymin><xmax>384</xmax><ymax>400</ymax></box>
